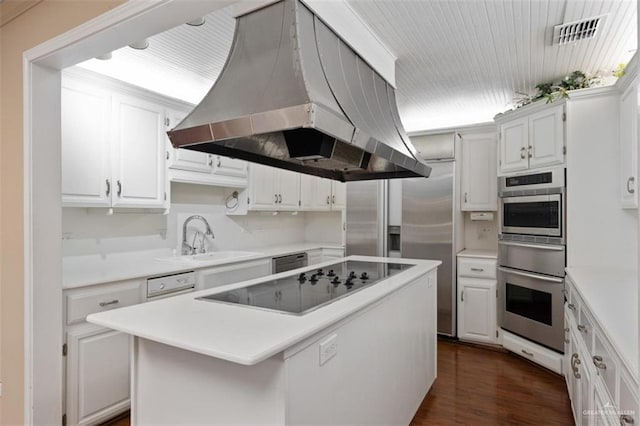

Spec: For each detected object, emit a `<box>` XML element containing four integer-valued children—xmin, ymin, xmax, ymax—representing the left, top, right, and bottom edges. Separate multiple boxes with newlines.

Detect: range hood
<box><xmin>167</xmin><ymin>0</ymin><xmax>431</xmax><ymax>182</ymax></box>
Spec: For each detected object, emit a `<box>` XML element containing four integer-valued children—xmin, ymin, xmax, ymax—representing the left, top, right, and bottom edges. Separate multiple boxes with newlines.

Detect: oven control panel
<box><xmin>147</xmin><ymin>271</ymin><xmax>196</xmax><ymax>299</ymax></box>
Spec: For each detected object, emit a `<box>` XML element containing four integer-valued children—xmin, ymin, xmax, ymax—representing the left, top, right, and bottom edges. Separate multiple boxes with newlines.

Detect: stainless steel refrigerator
<box><xmin>345</xmin><ymin>135</ymin><xmax>461</xmax><ymax>336</ymax></box>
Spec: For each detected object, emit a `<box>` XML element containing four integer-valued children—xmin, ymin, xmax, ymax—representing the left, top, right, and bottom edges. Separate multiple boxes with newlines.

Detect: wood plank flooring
<box><xmin>100</xmin><ymin>339</ymin><xmax>573</xmax><ymax>426</ymax></box>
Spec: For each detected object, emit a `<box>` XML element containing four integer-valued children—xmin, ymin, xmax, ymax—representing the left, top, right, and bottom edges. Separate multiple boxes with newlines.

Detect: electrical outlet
<box><xmin>319</xmin><ymin>334</ymin><xmax>338</xmax><ymax>366</ymax></box>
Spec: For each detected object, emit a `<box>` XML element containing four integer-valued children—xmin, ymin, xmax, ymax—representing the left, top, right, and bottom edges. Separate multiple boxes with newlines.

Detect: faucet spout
<box><xmin>182</xmin><ymin>215</ymin><xmax>215</xmax><ymax>255</ymax></box>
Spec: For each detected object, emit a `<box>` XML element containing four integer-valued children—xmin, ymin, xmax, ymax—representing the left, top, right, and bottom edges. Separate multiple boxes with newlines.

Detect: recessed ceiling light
<box><xmin>186</xmin><ymin>17</ymin><xmax>206</xmax><ymax>26</ymax></box>
<box><xmin>128</xmin><ymin>39</ymin><xmax>149</xmax><ymax>50</ymax></box>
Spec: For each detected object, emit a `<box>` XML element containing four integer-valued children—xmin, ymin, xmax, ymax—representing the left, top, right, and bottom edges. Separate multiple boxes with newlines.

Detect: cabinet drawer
<box><xmin>566</xmin><ymin>282</ymin><xmax>579</xmax><ymax>323</ymax></box>
<box><xmin>576</xmin><ymin>304</ymin><xmax>595</xmax><ymax>349</ymax></box>
<box><xmin>458</xmin><ymin>258</ymin><xmax>496</xmax><ymax>279</ymax></box>
<box><xmin>502</xmin><ymin>330</ymin><xmax>562</xmax><ymax>374</ymax></box>
<box><xmin>66</xmin><ymin>281</ymin><xmax>142</xmax><ymax>325</ymax></box>
<box><xmin>593</xmin><ymin>328</ymin><xmax>618</xmax><ymax>402</ymax></box>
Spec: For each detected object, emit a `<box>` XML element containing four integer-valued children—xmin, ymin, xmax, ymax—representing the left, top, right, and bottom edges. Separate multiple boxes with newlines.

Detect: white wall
<box><xmin>62</xmin><ymin>183</ymin><xmax>342</xmax><ymax>257</ymax></box>
<box><xmin>566</xmin><ymin>92</ymin><xmax>638</xmax><ymax>269</ymax></box>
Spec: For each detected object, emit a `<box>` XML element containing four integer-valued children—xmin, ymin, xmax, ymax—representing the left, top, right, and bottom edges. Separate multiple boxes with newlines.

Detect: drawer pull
<box><xmin>568</xmin><ymin>303</ymin><xmax>576</xmax><ymax>311</ymax></box>
<box><xmin>577</xmin><ymin>324</ymin><xmax>587</xmax><ymax>333</ymax></box>
<box><xmin>620</xmin><ymin>414</ymin><xmax>634</xmax><ymax>425</ymax></box>
<box><xmin>99</xmin><ymin>299</ymin><xmax>119</xmax><ymax>307</ymax></box>
<box><xmin>571</xmin><ymin>353</ymin><xmax>581</xmax><ymax>379</ymax></box>
<box><xmin>521</xmin><ymin>349</ymin><xmax>534</xmax><ymax>357</ymax></box>
<box><xmin>470</xmin><ymin>267</ymin><xmax>485</xmax><ymax>272</ymax></box>
<box><xmin>592</xmin><ymin>355</ymin><xmax>607</xmax><ymax>370</ymax></box>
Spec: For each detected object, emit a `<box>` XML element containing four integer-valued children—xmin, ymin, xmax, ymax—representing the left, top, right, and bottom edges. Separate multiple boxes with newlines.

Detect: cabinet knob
<box><xmin>326</xmin><ymin>196</ymin><xmax>330</xmax><ymax>205</ymax></box>
<box><xmin>577</xmin><ymin>324</ymin><xmax>587</xmax><ymax>333</ymax></box>
<box><xmin>464</xmin><ymin>192</ymin><xmax>468</xmax><ymax>203</ymax></box>
<box><xmin>332</xmin><ymin>194</ymin><xmax>336</xmax><ymax>204</ymax></box>
<box><xmin>567</xmin><ymin>303</ymin><xmax>576</xmax><ymax>311</ymax></box>
<box><xmin>592</xmin><ymin>355</ymin><xmax>607</xmax><ymax>370</ymax></box>
<box><xmin>627</xmin><ymin>177</ymin><xmax>635</xmax><ymax>194</ymax></box>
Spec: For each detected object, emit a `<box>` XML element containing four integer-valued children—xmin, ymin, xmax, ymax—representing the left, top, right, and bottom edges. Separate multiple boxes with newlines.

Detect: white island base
<box><xmin>89</xmin><ymin>257</ymin><xmax>439</xmax><ymax>425</ymax></box>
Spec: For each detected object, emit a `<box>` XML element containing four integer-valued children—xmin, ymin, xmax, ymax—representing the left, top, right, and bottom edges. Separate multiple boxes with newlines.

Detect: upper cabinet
<box><xmin>619</xmin><ymin>77</ymin><xmax>638</xmax><ymax>209</ymax></box>
<box><xmin>461</xmin><ymin>133</ymin><xmax>497</xmax><ymax>211</ymax></box>
<box><xmin>62</xmin><ymin>74</ymin><xmax>167</xmax><ymax>209</ymax></box>
<box><xmin>300</xmin><ymin>175</ymin><xmax>345</xmax><ymax>211</ymax></box>
<box><xmin>247</xmin><ymin>164</ymin><xmax>300</xmax><ymax>211</ymax></box>
<box><xmin>496</xmin><ymin>103</ymin><xmax>565</xmax><ymax>175</ymax></box>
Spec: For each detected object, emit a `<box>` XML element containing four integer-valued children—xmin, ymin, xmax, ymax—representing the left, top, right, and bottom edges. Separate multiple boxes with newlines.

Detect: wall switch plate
<box><xmin>319</xmin><ymin>334</ymin><xmax>338</xmax><ymax>366</ymax></box>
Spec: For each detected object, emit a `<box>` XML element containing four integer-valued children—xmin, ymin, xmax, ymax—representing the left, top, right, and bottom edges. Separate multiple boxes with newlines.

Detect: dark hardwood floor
<box><xmin>100</xmin><ymin>339</ymin><xmax>573</xmax><ymax>426</ymax></box>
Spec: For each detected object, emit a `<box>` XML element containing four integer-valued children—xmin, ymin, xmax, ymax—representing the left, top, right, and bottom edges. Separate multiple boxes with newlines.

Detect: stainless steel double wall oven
<box><xmin>498</xmin><ymin>167</ymin><xmax>566</xmax><ymax>353</ymax></box>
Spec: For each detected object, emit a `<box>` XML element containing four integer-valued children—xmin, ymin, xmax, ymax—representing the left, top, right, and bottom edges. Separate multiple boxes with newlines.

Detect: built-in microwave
<box><xmin>499</xmin><ymin>167</ymin><xmax>565</xmax><ymax>241</ymax></box>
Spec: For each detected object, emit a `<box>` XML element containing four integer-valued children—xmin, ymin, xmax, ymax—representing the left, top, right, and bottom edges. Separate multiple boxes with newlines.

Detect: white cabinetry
<box><xmin>619</xmin><ymin>78</ymin><xmax>638</xmax><ymax>208</ymax></box>
<box><xmin>62</xmin><ymin>70</ymin><xmax>174</xmax><ymax>209</ymax></box>
<box><xmin>461</xmin><ymin>134</ymin><xmax>497</xmax><ymax>211</ymax></box>
<box><xmin>166</xmin><ymin>109</ymin><xmax>212</xmax><ymax>174</ymax></box>
<box><xmin>300</xmin><ymin>175</ymin><xmax>346</xmax><ymax>211</ymax></box>
<box><xmin>111</xmin><ymin>94</ymin><xmax>166</xmax><ymax>208</ymax></box>
<box><xmin>307</xmin><ymin>248</ymin><xmax>345</xmax><ymax>265</ymax></box>
<box><xmin>564</xmin><ymin>275</ymin><xmax>639</xmax><ymax>426</ymax></box>
<box><xmin>496</xmin><ymin>103</ymin><xmax>565</xmax><ymax>175</ymax></box>
<box><xmin>247</xmin><ymin>164</ymin><xmax>301</xmax><ymax>211</ymax></box>
<box><xmin>456</xmin><ymin>255</ymin><xmax>497</xmax><ymax>344</ymax></box>
<box><xmin>64</xmin><ymin>279</ymin><xmax>143</xmax><ymax>426</ymax></box>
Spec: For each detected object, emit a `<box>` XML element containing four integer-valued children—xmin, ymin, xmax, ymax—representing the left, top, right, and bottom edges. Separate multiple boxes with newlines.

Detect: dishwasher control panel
<box><xmin>147</xmin><ymin>271</ymin><xmax>196</xmax><ymax>299</ymax></box>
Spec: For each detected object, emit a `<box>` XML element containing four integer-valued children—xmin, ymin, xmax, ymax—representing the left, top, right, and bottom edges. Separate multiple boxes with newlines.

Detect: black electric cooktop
<box><xmin>197</xmin><ymin>260</ymin><xmax>413</xmax><ymax>315</ymax></box>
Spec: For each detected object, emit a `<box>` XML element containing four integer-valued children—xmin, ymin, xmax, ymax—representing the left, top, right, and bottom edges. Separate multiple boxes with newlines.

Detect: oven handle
<box><xmin>498</xmin><ymin>267</ymin><xmax>564</xmax><ymax>283</ymax></box>
<box><xmin>498</xmin><ymin>241</ymin><xmax>564</xmax><ymax>251</ymax></box>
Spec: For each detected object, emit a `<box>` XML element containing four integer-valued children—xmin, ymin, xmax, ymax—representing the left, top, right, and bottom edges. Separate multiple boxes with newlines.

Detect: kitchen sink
<box><xmin>157</xmin><ymin>251</ymin><xmax>263</xmax><ymax>265</ymax></box>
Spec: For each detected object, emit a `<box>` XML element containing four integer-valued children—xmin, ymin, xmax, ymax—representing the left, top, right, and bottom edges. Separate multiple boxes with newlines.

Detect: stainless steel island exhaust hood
<box><xmin>167</xmin><ymin>0</ymin><xmax>431</xmax><ymax>182</ymax></box>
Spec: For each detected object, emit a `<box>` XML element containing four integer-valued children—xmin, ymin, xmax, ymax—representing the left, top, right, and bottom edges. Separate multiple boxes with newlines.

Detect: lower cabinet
<box><xmin>307</xmin><ymin>248</ymin><xmax>345</xmax><ymax>266</ymax></box>
<box><xmin>196</xmin><ymin>258</ymin><xmax>272</xmax><ymax>290</ymax></box>
<box><xmin>66</xmin><ymin>325</ymin><xmax>131</xmax><ymax>426</ymax></box>
<box><xmin>564</xmin><ymin>276</ymin><xmax>639</xmax><ymax>426</ymax></box>
<box><xmin>456</xmin><ymin>254</ymin><xmax>497</xmax><ymax>345</ymax></box>
<box><xmin>64</xmin><ymin>279</ymin><xmax>144</xmax><ymax>426</ymax></box>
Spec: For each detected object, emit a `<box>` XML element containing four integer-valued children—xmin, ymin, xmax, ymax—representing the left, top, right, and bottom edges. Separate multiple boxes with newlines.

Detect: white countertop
<box><xmin>63</xmin><ymin>243</ymin><xmax>344</xmax><ymax>288</ymax></box>
<box><xmin>566</xmin><ymin>266</ymin><xmax>638</xmax><ymax>375</ymax></box>
<box><xmin>457</xmin><ymin>249</ymin><xmax>498</xmax><ymax>259</ymax></box>
<box><xmin>87</xmin><ymin>256</ymin><xmax>440</xmax><ymax>365</ymax></box>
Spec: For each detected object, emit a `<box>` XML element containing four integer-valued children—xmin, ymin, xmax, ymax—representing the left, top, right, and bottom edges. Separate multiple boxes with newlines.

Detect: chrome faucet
<box><xmin>182</xmin><ymin>215</ymin><xmax>215</xmax><ymax>255</ymax></box>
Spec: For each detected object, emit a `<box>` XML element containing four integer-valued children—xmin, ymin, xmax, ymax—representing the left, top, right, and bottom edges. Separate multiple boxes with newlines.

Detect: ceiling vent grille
<box><xmin>553</xmin><ymin>15</ymin><xmax>606</xmax><ymax>45</ymax></box>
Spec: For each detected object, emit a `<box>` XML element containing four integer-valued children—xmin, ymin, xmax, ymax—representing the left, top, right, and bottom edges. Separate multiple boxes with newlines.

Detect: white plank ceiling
<box><xmin>78</xmin><ymin>0</ymin><xmax>637</xmax><ymax>132</ymax></box>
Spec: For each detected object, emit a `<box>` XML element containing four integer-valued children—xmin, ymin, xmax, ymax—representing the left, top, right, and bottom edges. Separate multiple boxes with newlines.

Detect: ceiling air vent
<box><xmin>553</xmin><ymin>15</ymin><xmax>606</xmax><ymax>45</ymax></box>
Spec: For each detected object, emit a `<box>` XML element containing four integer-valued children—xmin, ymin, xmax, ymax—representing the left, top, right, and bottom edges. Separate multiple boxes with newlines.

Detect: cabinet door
<box><xmin>66</xmin><ymin>325</ymin><xmax>130</xmax><ymax>426</ymax></box>
<box><xmin>166</xmin><ymin>109</ymin><xmax>213</xmax><ymax>173</ymax></box>
<box><xmin>61</xmin><ymin>79</ymin><xmax>112</xmax><ymax>207</ymax></box>
<box><xmin>528</xmin><ymin>105</ymin><xmax>565</xmax><ymax>169</ymax></box>
<box><xmin>276</xmin><ymin>169</ymin><xmax>301</xmax><ymax>210</ymax></box>
<box><xmin>313</xmin><ymin>177</ymin><xmax>333</xmax><ymax>210</ymax></box>
<box><xmin>299</xmin><ymin>174</ymin><xmax>316</xmax><ymax>210</ymax></box>
<box><xmin>213</xmin><ymin>155</ymin><xmax>248</xmax><ymax>178</ymax></box>
<box><xmin>461</xmin><ymin>134</ymin><xmax>497</xmax><ymax>211</ymax></box>
<box><xmin>248</xmin><ymin>163</ymin><xmax>277</xmax><ymax>209</ymax></box>
<box><xmin>499</xmin><ymin>117</ymin><xmax>529</xmax><ymax>174</ymax></box>
<box><xmin>619</xmin><ymin>82</ymin><xmax>638</xmax><ymax>208</ymax></box>
<box><xmin>331</xmin><ymin>181</ymin><xmax>346</xmax><ymax>210</ymax></box>
<box><xmin>111</xmin><ymin>95</ymin><xmax>166</xmax><ymax>208</ymax></box>
<box><xmin>457</xmin><ymin>278</ymin><xmax>497</xmax><ymax>344</ymax></box>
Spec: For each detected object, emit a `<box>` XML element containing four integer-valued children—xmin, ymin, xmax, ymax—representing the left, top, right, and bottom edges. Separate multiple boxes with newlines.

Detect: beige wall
<box><xmin>0</xmin><ymin>1</ymin><xmax>124</xmax><ymax>424</ymax></box>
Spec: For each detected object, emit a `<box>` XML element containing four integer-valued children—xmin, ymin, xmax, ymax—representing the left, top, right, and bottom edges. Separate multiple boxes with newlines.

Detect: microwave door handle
<box><xmin>498</xmin><ymin>267</ymin><xmax>564</xmax><ymax>283</ymax></box>
<box><xmin>499</xmin><ymin>241</ymin><xmax>564</xmax><ymax>251</ymax></box>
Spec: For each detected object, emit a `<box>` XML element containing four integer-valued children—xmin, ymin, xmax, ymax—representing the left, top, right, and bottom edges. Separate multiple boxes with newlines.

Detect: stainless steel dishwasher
<box><xmin>272</xmin><ymin>252</ymin><xmax>308</xmax><ymax>273</ymax></box>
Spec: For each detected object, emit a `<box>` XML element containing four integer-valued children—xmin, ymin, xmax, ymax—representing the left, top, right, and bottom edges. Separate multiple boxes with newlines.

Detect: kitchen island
<box><xmin>88</xmin><ymin>255</ymin><xmax>440</xmax><ymax>425</ymax></box>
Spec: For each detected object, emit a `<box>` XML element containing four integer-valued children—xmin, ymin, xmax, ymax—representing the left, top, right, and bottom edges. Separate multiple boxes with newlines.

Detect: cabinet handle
<box><xmin>565</xmin><ymin>338</ymin><xmax>570</xmax><ymax>343</ymax></box>
<box><xmin>99</xmin><ymin>299</ymin><xmax>119</xmax><ymax>307</ymax></box>
<box><xmin>627</xmin><ymin>177</ymin><xmax>635</xmax><ymax>194</ymax></box>
<box><xmin>470</xmin><ymin>267</ymin><xmax>484</xmax><ymax>272</ymax></box>
<box><xmin>571</xmin><ymin>353</ymin><xmax>582</xmax><ymax>379</ymax></box>
<box><xmin>561</xmin><ymin>289</ymin><xmax>568</xmax><ymax>296</ymax></box>
<box><xmin>117</xmin><ymin>180</ymin><xmax>122</xmax><ymax>197</ymax></box>
<box><xmin>166</xmin><ymin>151</ymin><xmax>170</xmax><ymax>160</ymax></box>
<box><xmin>528</xmin><ymin>145</ymin><xmax>533</xmax><ymax>158</ymax></box>
<box><xmin>620</xmin><ymin>414</ymin><xmax>635</xmax><ymax>425</ymax></box>
<box><xmin>521</xmin><ymin>349</ymin><xmax>534</xmax><ymax>357</ymax></box>
<box><xmin>567</xmin><ymin>303</ymin><xmax>576</xmax><ymax>311</ymax></box>
<box><xmin>217</xmin><ymin>158</ymin><xmax>222</xmax><ymax>168</ymax></box>
<box><xmin>520</xmin><ymin>146</ymin><xmax>526</xmax><ymax>159</ymax></box>
<box><xmin>208</xmin><ymin>156</ymin><xmax>213</xmax><ymax>167</ymax></box>
<box><xmin>275</xmin><ymin>194</ymin><xmax>278</xmax><ymax>203</ymax></box>
<box><xmin>279</xmin><ymin>194</ymin><xmax>282</xmax><ymax>203</ymax></box>
<box><xmin>460</xmin><ymin>290</ymin><xmax>464</xmax><ymax>302</ymax></box>
<box><xmin>105</xmin><ymin>179</ymin><xmax>111</xmax><ymax>196</ymax></box>
<box><xmin>326</xmin><ymin>196</ymin><xmax>330</xmax><ymax>205</ymax></box>
<box><xmin>332</xmin><ymin>194</ymin><xmax>336</xmax><ymax>204</ymax></box>
<box><xmin>592</xmin><ymin>355</ymin><xmax>607</xmax><ymax>370</ymax></box>
<box><xmin>577</xmin><ymin>324</ymin><xmax>587</xmax><ymax>333</ymax></box>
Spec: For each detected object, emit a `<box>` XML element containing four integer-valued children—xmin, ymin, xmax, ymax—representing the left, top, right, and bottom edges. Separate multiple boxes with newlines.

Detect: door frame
<box><xmin>23</xmin><ymin>2</ymin><xmax>233</xmax><ymax>424</ymax></box>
